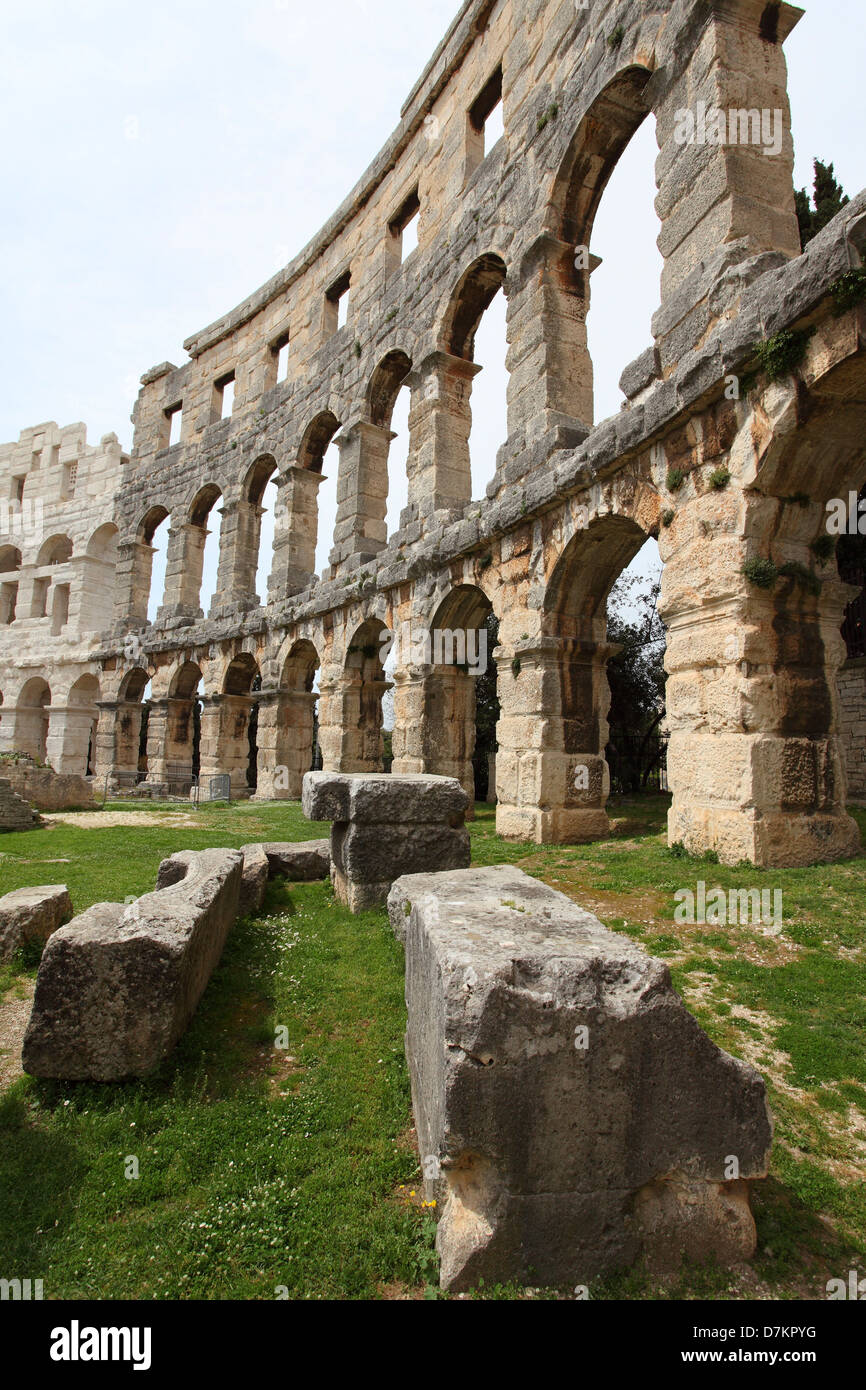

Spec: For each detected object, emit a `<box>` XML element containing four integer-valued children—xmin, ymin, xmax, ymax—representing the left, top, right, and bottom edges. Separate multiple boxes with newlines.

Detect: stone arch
<box><xmin>197</xmin><ymin>652</ymin><xmax>263</xmax><ymax>796</ymax></box>
<box><xmin>0</xmin><ymin>546</ymin><xmax>22</xmax><ymax>572</ymax></box>
<box><xmin>15</xmin><ymin>676</ymin><xmax>52</xmax><ymax>764</ymax></box>
<box><xmin>325</xmin><ymin>617</ymin><xmax>391</xmax><ymax>773</ymax></box>
<box><xmin>85</xmin><ymin>522</ymin><xmax>119</xmax><ymax>560</ymax></box>
<box><xmin>132</xmin><ymin>504</ymin><xmax>170</xmax><ymax>623</ymax></box>
<box><xmin>424</xmin><ymin>583</ymin><xmax>496</xmax><ymax>810</ymax></box>
<box><xmin>65</xmin><ymin>672</ymin><xmax>101</xmax><ymax>776</ymax></box>
<box><xmin>367</xmin><ymin>351</ymin><xmax>412</xmax><ymax>429</ymax></box>
<box><xmin>36</xmin><ymin>534</ymin><xmax>73</xmax><ymax>566</ymax></box>
<box><xmin>294</xmin><ymin>412</ymin><xmax>341</xmax><ymax>579</ymax></box>
<box><xmin>141</xmin><ymin>658</ymin><xmax>204</xmax><ymax>792</ymax></box>
<box><xmin>441</xmin><ymin>254</ymin><xmax>508</xmax><ymax>362</ymax></box>
<box><xmin>182</xmin><ymin>483</ymin><xmax>223</xmax><ymax>617</ymax></box>
<box><xmin>242</xmin><ymin>455</ymin><xmax>279</xmax><ymax>606</ymax></box>
<box><xmin>298</xmin><ymin>413</ymin><xmax>340</xmax><ymax>473</ymax></box>
<box><xmin>255</xmin><ymin>638</ymin><xmax>323</xmax><ymax>799</ymax></box>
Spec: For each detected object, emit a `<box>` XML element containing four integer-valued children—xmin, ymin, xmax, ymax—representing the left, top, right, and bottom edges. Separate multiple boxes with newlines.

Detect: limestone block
<box><xmin>260</xmin><ymin>840</ymin><xmax>331</xmax><ymax>881</ymax></box>
<box><xmin>0</xmin><ymin>778</ymin><xmax>40</xmax><ymax>832</ymax></box>
<box><xmin>238</xmin><ymin>843</ymin><xmax>270</xmax><ymax>916</ymax></box>
<box><xmin>0</xmin><ymin>885</ymin><xmax>72</xmax><ymax>962</ymax></box>
<box><xmin>388</xmin><ymin>865</ymin><xmax>772</xmax><ymax>1292</ymax></box>
<box><xmin>23</xmin><ymin>849</ymin><xmax>243</xmax><ymax>1080</ymax></box>
<box><xmin>302</xmin><ymin>771</ymin><xmax>468</xmax><ymax>825</ymax></box>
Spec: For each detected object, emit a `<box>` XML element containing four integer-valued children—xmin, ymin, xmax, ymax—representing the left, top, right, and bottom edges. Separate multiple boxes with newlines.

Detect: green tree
<box><xmin>605</xmin><ymin>571</ymin><xmax>667</xmax><ymax>792</ymax></box>
<box><xmin>795</xmin><ymin>159</ymin><xmax>849</xmax><ymax>247</ymax></box>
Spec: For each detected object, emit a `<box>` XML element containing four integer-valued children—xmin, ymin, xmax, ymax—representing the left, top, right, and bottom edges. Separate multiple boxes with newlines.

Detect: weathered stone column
<box><xmin>654</xmin><ymin>0</ymin><xmax>802</xmax><ymax>306</ymax></box>
<box><xmin>406</xmin><ymin>351</ymin><xmax>482</xmax><ymax>519</ymax></box>
<box><xmin>112</xmin><ymin>539</ymin><xmax>154</xmax><ymax>628</ymax></box>
<box><xmin>144</xmin><ymin>698</ymin><xmax>171</xmax><ymax>785</ymax></box>
<box><xmin>51</xmin><ymin>705</ymin><xmax>97</xmax><ymax>776</ymax></box>
<box><xmin>197</xmin><ymin>696</ymin><xmax>224</xmax><ymax>788</ymax></box>
<box><xmin>251</xmin><ymin>688</ymin><xmax>318</xmax><ymax>799</ymax></box>
<box><xmin>157</xmin><ymin>522</ymin><xmax>208</xmax><ymax>621</ymax></box>
<box><xmin>317</xmin><ymin>669</ymin><xmax>390</xmax><ymax>773</ymax></box>
<box><xmin>267</xmin><ymin>467</ymin><xmax>325</xmax><ymax>599</ymax></box>
<box><xmin>421</xmin><ymin>668</ymin><xmax>477</xmax><ymax>811</ymax></box>
<box><xmin>661</xmin><ymin>529</ymin><xmax>860</xmax><ymax>867</ymax></box>
<box><xmin>209</xmin><ymin>693</ymin><xmax>257</xmax><ymax>795</ymax></box>
<box><xmin>331</xmin><ymin>421</ymin><xmax>395</xmax><ymax>567</ymax></box>
<box><xmin>390</xmin><ymin>665</ymin><xmax>428</xmax><ymax>775</ymax></box>
<box><xmin>92</xmin><ymin>699</ymin><xmax>141</xmax><ymax>784</ymax></box>
<box><xmin>209</xmin><ymin>500</ymin><xmax>263</xmax><ymax>617</ymax></box>
<box><xmin>506</xmin><ymin>233</ymin><xmax>596</xmax><ymax>444</ymax></box>
<box><xmin>495</xmin><ymin>637</ymin><xmax>612</xmax><ymax>844</ymax></box>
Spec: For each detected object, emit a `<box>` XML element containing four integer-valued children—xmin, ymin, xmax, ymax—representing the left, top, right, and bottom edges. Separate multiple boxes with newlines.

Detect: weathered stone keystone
<box><xmin>388</xmin><ymin>864</ymin><xmax>773</xmax><ymax>1292</ymax></box>
<box><xmin>303</xmin><ymin>771</ymin><xmax>470</xmax><ymax>911</ymax></box>
<box><xmin>23</xmin><ymin>848</ymin><xmax>243</xmax><ymax>1080</ymax></box>
<box><xmin>0</xmin><ymin>885</ymin><xmax>72</xmax><ymax>962</ymax></box>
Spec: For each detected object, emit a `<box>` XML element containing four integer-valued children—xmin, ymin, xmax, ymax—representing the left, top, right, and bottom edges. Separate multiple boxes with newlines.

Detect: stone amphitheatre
<box><xmin>1</xmin><ymin>0</ymin><xmax>865</xmax><ymax>1295</ymax></box>
<box><xmin>1</xmin><ymin>0</ymin><xmax>865</xmax><ymax>868</ymax></box>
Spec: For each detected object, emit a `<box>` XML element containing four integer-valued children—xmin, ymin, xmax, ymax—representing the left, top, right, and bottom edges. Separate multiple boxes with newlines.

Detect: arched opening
<box><xmin>541</xmin><ymin>512</ymin><xmax>660</xmax><ymax>838</ymax></box>
<box><xmin>344</xmin><ymin>619</ymin><xmax>391</xmax><ymax>772</ymax></box>
<box><xmin>836</xmin><ymin>480</ymin><xmax>866</xmax><ymax>799</ymax></box>
<box><xmin>425</xmin><ymin>584</ymin><xmax>495</xmax><ymax>811</ymax></box>
<box><xmin>139</xmin><ymin>506</ymin><xmax>170</xmax><ymax>623</ymax></box>
<box><xmin>604</xmin><ymin>536</ymin><xmax>667</xmax><ymax>795</ymax></box>
<box><xmin>549</xmin><ymin>66</ymin><xmax>655</xmax><ymax>428</ymax></box>
<box><xmin>222</xmin><ymin>653</ymin><xmax>261</xmax><ymax>794</ymax></box>
<box><xmin>278</xmin><ymin>639</ymin><xmax>321</xmax><ymax>796</ymax></box>
<box><xmin>246</xmin><ymin>457</ymin><xmax>279</xmax><ymax>604</ymax></box>
<box><xmin>369</xmin><ymin>351</ymin><xmax>413</xmax><ymax>543</ymax></box>
<box><xmin>0</xmin><ymin>547</ymin><xmax>20</xmax><ymax>626</ymax></box>
<box><xmin>67</xmin><ymin>673</ymin><xmax>100</xmax><ymax>777</ymax></box>
<box><xmin>118</xmin><ymin>667</ymin><xmax>152</xmax><ymax>785</ymax></box>
<box><xmin>36</xmin><ymin>534</ymin><xmax>73</xmax><ymax>567</ymax></box>
<box><xmin>190</xmin><ymin>484</ymin><xmax>224</xmax><ymax>617</ymax></box>
<box><xmin>298</xmin><ymin>412</ymin><xmax>341</xmax><ymax>579</ymax></box>
<box><xmin>442</xmin><ymin>254</ymin><xmax>508</xmax><ymax>503</ymax></box>
<box><xmin>164</xmin><ymin>661</ymin><xmax>204</xmax><ymax>791</ymax></box>
<box><xmin>15</xmin><ymin>677</ymin><xmax>51</xmax><ymax>764</ymax></box>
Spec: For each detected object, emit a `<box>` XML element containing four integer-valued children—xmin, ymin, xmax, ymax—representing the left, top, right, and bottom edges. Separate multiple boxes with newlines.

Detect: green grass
<box><xmin>1</xmin><ymin>795</ymin><xmax>865</xmax><ymax>1299</ymax></box>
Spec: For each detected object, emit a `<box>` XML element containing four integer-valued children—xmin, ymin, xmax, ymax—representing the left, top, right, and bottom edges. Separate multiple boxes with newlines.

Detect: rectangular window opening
<box><xmin>389</xmin><ymin>190</ymin><xmax>421</xmax><ymax>265</ymax></box>
<box><xmin>0</xmin><ymin>582</ymin><xmax>17</xmax><ymax>625</ymax></box>
<box><xmin>216</xmin><ymin>373</ymin><xmax>236</xmax><ymax>420</ymax></box>
<box><xmin>165</xmin><ymin>403</ymin><xmax>182</xmax><ymax>448</ymax></box>
<box><xmin>272</xmin><ymin>332</ymin><xmax>290</xmax><ymax>383</ymax></box>
<box><xmin>11</xmin><ymin>476</ymin><xmax>25</xmax><ymax>503</ymax></box>
<box><xmin>468</xmin><ymin>66</ymin><xmax>504</xmax><ymax>171</ymax></box>
<box><xmin>31</xmin><ymin>576</ymin><xmax>50</xmax><ymax>619</ymax></box>
<box><xmin>325</xmin><ymin>271</ymin><xmax>351</xmax><ymax>337</ymax></box>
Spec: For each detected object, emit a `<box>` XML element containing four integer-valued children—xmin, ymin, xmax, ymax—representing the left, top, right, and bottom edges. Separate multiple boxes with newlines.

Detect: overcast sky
<box><xmin>1</xmin><ymin>0</ymin><xmax>862</xmax><ymax>608</ymax></box>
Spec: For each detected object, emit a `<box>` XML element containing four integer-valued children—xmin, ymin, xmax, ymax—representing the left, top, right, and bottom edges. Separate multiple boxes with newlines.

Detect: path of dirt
<box><xmin>0</xmin><ymin>980</ymin><xmax>35</xmax><ymax>1091</ymax></box>
<box><xmin>41</xmin><ymin>810</ymin><xmax>204</xmax><ymax>830</ymax></box>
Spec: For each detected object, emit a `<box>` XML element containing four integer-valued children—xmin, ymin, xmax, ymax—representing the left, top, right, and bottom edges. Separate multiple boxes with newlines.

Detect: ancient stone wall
<box><xmin>2</xmin><ymin>0</ymin><xmax>866</xmax><ymax>865</ymax></box>
<box><xmin>837</xmin><ymin>657</ymin><xmax>866</xmax><ymax>800</ymax></box>
<box><xmin>0</xmin><ymin>423</ymin><xmax>126</xmax><ymax>774</ymax></box>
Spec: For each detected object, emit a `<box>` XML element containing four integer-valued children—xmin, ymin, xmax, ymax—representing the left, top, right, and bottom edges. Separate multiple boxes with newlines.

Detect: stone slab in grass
<box><xmin>0</xmin><ymin>884</ymin><xmax>72</xmax><ymax>961</ymax></box>
<box><xmin>259</xmin><ymin>840</ymin><xmax>331</xmax><ymax>881</ymax></box>
<box><xmin>23</xmin><ymin>849</ymin><xmax>243</xmax><ymax>1080</ymax></box>
<box><xmin>388</xmin><ymin>863</ymin><xmax>773</xmax><ymax>1292</ymax></box>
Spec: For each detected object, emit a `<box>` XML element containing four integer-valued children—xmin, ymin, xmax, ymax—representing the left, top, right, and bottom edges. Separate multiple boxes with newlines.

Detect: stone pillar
<box><xmin>506</xmin><ymin>233</ymin><xmax>596</xmax><ymax>444</ymax></box>
<box><xmin>390</xmin><ymin>666</ymin><xmax>428</xmax><ymax>775</ymax></box>
<box><xmin>157</xmin><ymin>522</ymin><xmax>208</xmax><ymax>621</ymax></box>
<box><xmin>92</xmin><ymin>699</ymin><xmax>142</xmax><ymax>785</ymax></box>
<box><xmin>421</xmin><ymin>668</ymin><xmax>477</xmax><ymax>812</ymax></box>
<box><xmin>317</xmin><ymin>670</ymin><xmax>391</xmax><ymax>773</ymax></box>
<box><xmin>267</xmin><ymin>467</ymin><xmax>325</xmax><ymax>600</ymax></box>
<box><xmin>51</xmin><ymin>705</ymin><xmax>97</xmax><ymax>776</ymax></box>
<box><xmin>487</xmin><ymin>750</ymin><xmax>497</xmax><ymax>803</ymax></box>
<box><xmin>112</xmin><ymin>539</ymin><xmax>154</xmax><ymax>628</ymax></box>
<box><xmin>661</xmin><ymin>500</ymin><xmax>861</xmax><ymax>867</ymax></box>
<box><xmin>330</xmin><ymin>421</ymin><xmax>395</xmax><ymax>568</ymax></box>
<box><xmin>654</xmin><ymin>0</ymin><xmax>802</xmax><ymax>306</ymax></box>
<box><xmin>495</xmin><ymin>638</ymin><xmax>612</xmax><ymax>844</ymax></box>
<box><xmin>199</xmin><ymin>694</ymin><xmax>257</xmax><ymax>795</ymax></box>
<box><xmin>144</xmin><ymin>698</ymin><xmax>171</xmax><ymax>785</ymax></box>
<box><xmin>406</xmin><ymin>351</ymin><xmax>482</xmax><ymax>519</ymax></box>
<box><xmin>252</xmin><ymin>688</ymin><xmax>318</xmax><ymax>800</ymax></box>
<box><xmin>209</xmin><ymin>500</ymin><xmax>263</xmax><ymax>617</ymax></box>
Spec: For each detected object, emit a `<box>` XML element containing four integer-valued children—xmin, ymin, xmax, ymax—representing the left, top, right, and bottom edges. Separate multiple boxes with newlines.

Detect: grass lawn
<box><xmin>0</xmin><ymin>795</ymin><xmax>865</xmax><ymax>1300</ymax></box>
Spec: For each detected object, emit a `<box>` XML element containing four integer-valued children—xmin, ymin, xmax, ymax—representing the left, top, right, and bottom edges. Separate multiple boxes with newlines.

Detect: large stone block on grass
<box><xmin>303</xmin><ymin>771</ymin><xmax>470</xmax><ymax>911</ymax></box>
<box><xmin>388</xmin><ymin>864</ymin><xmax>773</xmax><ymax>1292</ymax></box>
<box><xmin>22</xmin><ymin>849</ymin><xmax>243</xmax><ymax>1080</ymax></box>
<box><xmin>0</xmin><ymin>885</ymin><xmax>72</xmax><ymax>961</ymax></box>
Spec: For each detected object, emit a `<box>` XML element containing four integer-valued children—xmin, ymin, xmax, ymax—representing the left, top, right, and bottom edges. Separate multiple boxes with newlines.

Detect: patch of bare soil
<box><xmin>0</xmin><ymin>980</ymin><xmax>35</xmax><ymax>1091</ymax></box>
<box><xmin>41</xmin><ymin>810</ymin><xmax>204</xmax><ymax>829</ymax></box>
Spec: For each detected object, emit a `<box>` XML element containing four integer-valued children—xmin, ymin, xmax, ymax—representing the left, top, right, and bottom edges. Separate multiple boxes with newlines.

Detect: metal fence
<box><xmin>606</xmin><ymin>732</ymin><xmax>669</xmax><ymax>795</ymax></box>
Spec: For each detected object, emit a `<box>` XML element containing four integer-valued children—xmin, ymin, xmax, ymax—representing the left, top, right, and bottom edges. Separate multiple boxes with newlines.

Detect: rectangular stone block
<box><xmin>388</xmin><ymin>865</ymin><xmax>772</xmax><ymax>1292</ymax></box>
<box><xmin>23</xmin><ymin>849</ymin><xmax>243</xmax><ymax>1080</ymax></box>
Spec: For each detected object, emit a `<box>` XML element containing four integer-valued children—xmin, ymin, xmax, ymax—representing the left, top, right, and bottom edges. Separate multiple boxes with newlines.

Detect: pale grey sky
<box><xmin>1</xmin><ymin>0</ymin><xmax>862</xmax><ymax>610</ymax></box>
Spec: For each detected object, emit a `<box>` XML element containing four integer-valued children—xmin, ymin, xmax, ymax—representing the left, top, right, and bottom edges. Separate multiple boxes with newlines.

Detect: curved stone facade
<box><xmin>1</xmin><ymin>0</ymin><xmax>865</xmax><ymax>865</ymax></box>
